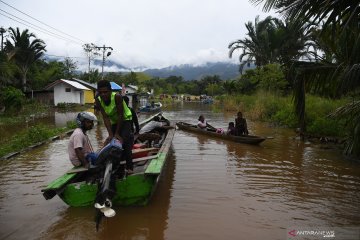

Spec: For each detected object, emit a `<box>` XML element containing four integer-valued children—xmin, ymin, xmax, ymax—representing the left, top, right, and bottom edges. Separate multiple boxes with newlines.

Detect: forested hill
<box><xmin>143</xmin><ymin>62</ymin><xmax>249</xmax><ymax>81</ymax></box>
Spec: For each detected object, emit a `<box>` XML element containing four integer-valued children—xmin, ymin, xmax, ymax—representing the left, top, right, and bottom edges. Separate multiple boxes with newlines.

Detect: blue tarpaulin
<box><xmin>110</xmin><ymin>82</ymin><xmax>122</xmax><ymax>90</ymax></box>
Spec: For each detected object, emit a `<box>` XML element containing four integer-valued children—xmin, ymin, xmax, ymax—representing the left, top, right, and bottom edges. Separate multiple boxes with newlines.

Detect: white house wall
<box><xmin>54</xmin><ymin>83</ymin><xmax>84</xmax><ymax>105</ymax></box>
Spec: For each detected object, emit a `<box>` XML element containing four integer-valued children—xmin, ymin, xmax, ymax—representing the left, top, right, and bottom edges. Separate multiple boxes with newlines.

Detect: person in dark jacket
<box><xmin>123</xmin><ymin>95</ymin><xmax>140</xmax><ymax>136</ymax></box>
<box><xmin>235</xmin><ymin>111</ymin><xmax>249</xmax><ymax>135</ymax></box>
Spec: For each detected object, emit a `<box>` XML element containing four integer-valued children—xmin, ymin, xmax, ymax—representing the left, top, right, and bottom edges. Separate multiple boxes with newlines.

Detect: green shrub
<box><xmin>0</xmin><ymin>86</ymin><xmax>25</xmax><ymax>112</ymax></box>
<box><xmin>271</xmin><ymin>106</ymin><xmax>297</xmax><ymax>127</ymax></box>
<box><xmin>306</xmin><ymin>117</ymin><xmax>343</xmax><ymax>136</ymax></box>
<box><xmin>66</xmin><ymin>120</ymin><xmax>77</xmax><ymax>129</ymax></box>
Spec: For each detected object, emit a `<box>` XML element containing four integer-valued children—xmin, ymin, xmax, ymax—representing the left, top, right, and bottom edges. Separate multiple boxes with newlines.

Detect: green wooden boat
<box><xmin>176</xmin><ymin>121</ymin><xmax>266</xmax><ymax>145</ymax></box>
<box><xmin>42</xmin><ymin>113</ymin><xmax>175</xmax><ymax>207</ymax></box>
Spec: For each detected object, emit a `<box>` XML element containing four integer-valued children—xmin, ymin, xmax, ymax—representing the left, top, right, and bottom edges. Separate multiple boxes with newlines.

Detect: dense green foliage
<box><xmin>227</xmin><ymin>1</ymin><xmax>360</xmax><ymax>157</ymax></box>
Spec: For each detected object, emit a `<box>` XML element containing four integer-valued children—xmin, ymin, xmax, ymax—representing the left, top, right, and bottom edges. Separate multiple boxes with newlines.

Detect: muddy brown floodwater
<box><xmin>0</xmin><ymin>102</ymin><xmax>359</xmax><ymax>240</ymax></box>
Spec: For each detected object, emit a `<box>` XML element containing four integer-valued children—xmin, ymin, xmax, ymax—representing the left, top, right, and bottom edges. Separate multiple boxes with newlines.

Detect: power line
<box><xmin>0</xmin><ymin>9</ymin><xmax>83</xmax><ymax>45</ymax></box>
<box><xmin>0</xmin><ymin>0</ymin><xmax>86</xmax><ymax>44</ymax></box>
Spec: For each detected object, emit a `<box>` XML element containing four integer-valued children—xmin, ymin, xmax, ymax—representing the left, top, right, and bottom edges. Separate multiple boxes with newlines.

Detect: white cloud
<box><xmin>0</xmin><ymin>0</ymin><xmax>276</xmax><ymax>69</ymax></box>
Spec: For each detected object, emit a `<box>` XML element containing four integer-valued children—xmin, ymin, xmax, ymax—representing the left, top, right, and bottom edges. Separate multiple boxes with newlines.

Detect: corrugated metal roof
<box><xmin>61</xmin><ymin>79</ymin><xmax>90</xmax><ymax>90</ymax></box>
<box><xmin>110</xmin><ymin>82</ymin><xmax>122</xmax><ymax>90</ymax></box>
<box><xmin>45</xmin><ymin>79</ymin><xmax>90</xmax><ymax>90</ymax></box>
<box><xmin>71</xmin><ymin>78</ymin><xmax>97</xmax><ymax>89</ymax></box>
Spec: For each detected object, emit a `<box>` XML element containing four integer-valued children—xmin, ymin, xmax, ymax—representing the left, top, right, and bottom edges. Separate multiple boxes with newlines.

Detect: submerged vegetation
<box><xmin>0</xmin><ymin>124</ymin><xmax>71</xmax><ymax>159</ymax></box>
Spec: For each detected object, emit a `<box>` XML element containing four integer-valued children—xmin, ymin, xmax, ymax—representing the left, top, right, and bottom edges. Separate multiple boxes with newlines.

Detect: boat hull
<box><xmin>42</xmin><ymin>113</ymin><xmax>175</xmax><ymax>207</ymax></box>
<box><xmin>176</xmin><ymin>122</ymin><xmax>265</xmax><ymax>145</ymax></box>
<box><xmin>60</xmin><ymin>173</ymin><xmax>158</xmax><ymax>207</ymax></box>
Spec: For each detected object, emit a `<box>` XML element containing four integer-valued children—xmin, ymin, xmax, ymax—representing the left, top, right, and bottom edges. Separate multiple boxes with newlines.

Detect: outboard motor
<box><xmin>96</xmin><ymin>138</ymin><xmax>123</xmax><ymax>166</ymax></box>
<box><xmin>94</xmin><ymin>138</ymin><xmax>123</xmax><ymax>230</ymax></box>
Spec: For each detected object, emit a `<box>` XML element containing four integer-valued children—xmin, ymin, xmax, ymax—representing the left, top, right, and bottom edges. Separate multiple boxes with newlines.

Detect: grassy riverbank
<box><xmin>215</xmin><ymin>91</ymin><xmax>348</xmax><ymax>138</ymax></box>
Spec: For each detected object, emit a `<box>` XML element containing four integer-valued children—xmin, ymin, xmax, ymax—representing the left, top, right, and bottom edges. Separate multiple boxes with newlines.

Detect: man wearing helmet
<box><xmin>95</xmin><ymin>80</ymin><xmax>134</xmax><ymax>173</ymax></box>
<box><xmin>68</xmin><ymin>112</ymin><xmax>97</xmax><ymax>168</ymax></box>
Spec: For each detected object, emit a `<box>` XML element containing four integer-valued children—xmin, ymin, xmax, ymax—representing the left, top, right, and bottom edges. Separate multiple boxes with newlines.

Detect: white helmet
<box><xmin>76</xmin><ymin>112</ymin><xmax>97</xmax><ymax>127</ymax></box>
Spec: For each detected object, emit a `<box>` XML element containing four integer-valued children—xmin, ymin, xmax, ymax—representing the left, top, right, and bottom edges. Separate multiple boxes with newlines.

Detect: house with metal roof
<box><xmin>71</xmin><ymin>78</ymin><xmax>97</xmax><ymax>104</ymax></box>
<box><xmin>45</xmin><ymin>79</ymin><xmax>90</xmax><ymax>106</ymax></box>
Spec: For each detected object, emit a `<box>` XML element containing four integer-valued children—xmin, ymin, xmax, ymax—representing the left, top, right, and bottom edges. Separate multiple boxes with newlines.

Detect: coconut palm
<box><xmin>5</xmin><ymin>27</ymin><xmax>46</xmax><ymax>92</ymax></box>
<box><xmin>229</xmin><ymin>16</ymin><xmax>275</xmax><ymax>73</ymax></box>
<box><xmin>229</xmin><ymin>16</ymin><xmax>312</xmax><ymax>73</ymax></box>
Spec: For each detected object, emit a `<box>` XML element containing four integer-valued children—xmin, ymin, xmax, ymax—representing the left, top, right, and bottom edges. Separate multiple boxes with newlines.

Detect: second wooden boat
<box><xmin>176</xmin><ymin>121</ymin><xmax>266</xmax><ymax>145</ymax></box>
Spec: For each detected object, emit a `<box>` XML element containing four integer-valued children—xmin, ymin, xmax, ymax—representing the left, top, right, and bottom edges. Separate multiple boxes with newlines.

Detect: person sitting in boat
<box><xmin>95</xmin><ymin>80</ymin><xmax>134</xmax><ymax>173</ymax></box>
<box><xmin>197</xmin><ymin>115</ymin><xmax>216</xmax><ymax>131</ymax></box>
<box><xmin>227</xmin><ymin>122</ymin><xmax>236</xmax><ymax>135</ymax></box>
<box><xmin>68</xmin><ymin>112</ymin><xmax>98</xmax><ymax>168</ymax></box>
<box><xmin>197</xmin><ymin>115</ymin><xmax>208</xmax><ymax>129</ymax></box>
<box><xmin>235</xmin><ymin>111</ymin><xmax>249</xmax><ymax>135</ymax></box>
<box><xmin>137</xmin><ymin>115</ymin><xmax>173</xmax><ymax>147</ymax></box>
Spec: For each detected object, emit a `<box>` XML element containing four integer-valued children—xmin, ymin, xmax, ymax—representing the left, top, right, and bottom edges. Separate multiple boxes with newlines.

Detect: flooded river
<box><xmin>0</xmin><ymin>102</ymin><xmax>359</xmax><ymax>240</ymax></box>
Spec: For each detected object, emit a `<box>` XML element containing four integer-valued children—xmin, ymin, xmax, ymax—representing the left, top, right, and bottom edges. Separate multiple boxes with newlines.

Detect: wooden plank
<box><xmin>132</xmin><ymin>148</ymin><xmax>158</xmax><ymax>154</ymax></box>
<box><xmin>42</xmin><ymin>172</ymin><xmax>77</xmax><ymax>191</ymax></box>
<box><xmin>120</xmin><ymin>154</ymin><xmax>158</xmax><ymax>165</ymax></box>
<box><xmin>67</xmin><ymin>167</ymin><xmax>88</xmax><ymax>173</ymax></box>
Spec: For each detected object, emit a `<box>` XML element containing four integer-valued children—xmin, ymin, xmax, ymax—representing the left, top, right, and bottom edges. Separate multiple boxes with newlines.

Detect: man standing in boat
<box><xmin>68</xmin><ymin>112</ymin><xmax>97</xmax><ymax>168</ymax></box>
<box><xmin>95</xmin><ymin>80</ymin><xmax>134</xmax><ymax>173</ymax></box>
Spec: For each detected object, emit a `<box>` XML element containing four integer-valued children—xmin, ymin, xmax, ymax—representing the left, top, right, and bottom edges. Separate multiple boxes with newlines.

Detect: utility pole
<box><xmin>95</xmin><ymin>45</ymin><xmax>113</xmax><ymax>79</ymax></box>
<box><xmin>0</xmin><ymin>27</ymin><xmax>6</xmax><ymax>51</ymax></box>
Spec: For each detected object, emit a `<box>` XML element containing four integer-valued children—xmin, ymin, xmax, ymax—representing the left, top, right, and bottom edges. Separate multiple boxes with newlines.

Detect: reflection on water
<box><xmin>0</xmin><ymin>102</ymin><xmax>359</xmax><ymax>240</ymax></box>
<box><xmin>54</xmin><ymin>112</ymin><xmax>78</xmax><ymax>127</ymax></box>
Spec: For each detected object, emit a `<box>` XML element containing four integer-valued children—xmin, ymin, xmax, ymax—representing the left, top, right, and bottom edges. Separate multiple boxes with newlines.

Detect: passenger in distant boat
<box><xmin>235</xmin><ymin>111</ymin><xmax>249</xmax><ymax>135</ymax></box>
<box><xmin>95</xmin><ymin>80</ymin><xmax>134</xmax><ymax>173</ymax></box>
<box><xmin>138</xmin><ymin>115</ymin><xmax>173</xmax><ymax>146</ymax></box>
<box><xmin>68</xmin><ymin>112</ymin><xmax>97</xmax><ymax>168</ymax></box>
<box><xmin>197</xmin><ymin>115</ymin><xmax>218</xmax><ymax>132</ymax></box>
<box><xmin>123</xmin><ymin>96</ymin><xmax>140</xmax><ymax>137</ymax></box>
<box><xmin>227</xmin><ymin>122</ymin><xmax>236</xmax><ymax>135</ymax></box>
<box><xmin>197</xmin><ymin>115</ymin><xmax>208</xmax><ymax>129</ymax></box>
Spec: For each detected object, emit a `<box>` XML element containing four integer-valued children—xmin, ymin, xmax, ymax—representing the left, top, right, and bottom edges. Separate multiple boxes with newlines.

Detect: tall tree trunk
<box><xmin>20</xmin><ymin>67</ymin><xmax>28</xmax><ymax>92</ymax></box>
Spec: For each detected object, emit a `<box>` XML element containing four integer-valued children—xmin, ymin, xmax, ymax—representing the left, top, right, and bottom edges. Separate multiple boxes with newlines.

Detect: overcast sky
<box><xmin>0</xmin><ymin>0</ymin><xmax>277</xmax><ymax>70</ymax></box>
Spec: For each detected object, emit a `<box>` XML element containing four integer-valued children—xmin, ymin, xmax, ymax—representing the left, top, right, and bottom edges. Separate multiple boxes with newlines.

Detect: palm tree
<box><xmin>229</xmin><ymin>16</ymin><xmax>312</xmax><ymax>73</ymax></box>
<box><xmin>229</xmin><ymin>16</ymin><xmax>275</xmax><ymax>73</ymax></box>
<box><xmin>223</xmin><ymin>80</ymin><xmax>236</xmax><ymax>95</ymax></box>
<box><xmin>5</xmin><ymin>27</ymin><xmax>46</xmax><ymax>92</ymax></box>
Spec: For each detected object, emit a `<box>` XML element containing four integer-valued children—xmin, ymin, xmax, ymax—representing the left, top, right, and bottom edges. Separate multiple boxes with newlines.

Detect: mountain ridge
<box><xmin>44</xmin><ymin>55</ymin><xmax>253</xmax><ymax>80</ymax></box>
<box><xmin>143</xmin><ymin>62</ymin><xmax>246</xmax><ymax>81</ymax></box>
